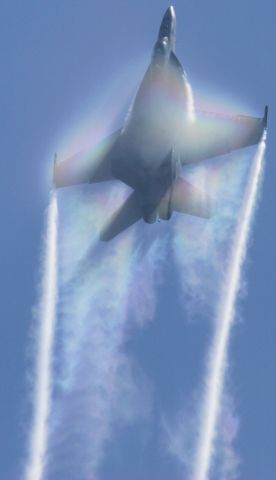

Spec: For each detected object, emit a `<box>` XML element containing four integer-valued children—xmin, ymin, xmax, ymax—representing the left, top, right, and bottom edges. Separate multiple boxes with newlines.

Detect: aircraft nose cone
<box><xmin>159</xmin><ymin>5</ymin><xmax>176</xmax><ymax>41</ymax></box>
<box><xmin>167</xmin><ymin>5</ymin><xmax>175</xmax><ymax>19</ymax></box>
<box><xmin>163</xmin><ymin>5</ymin><xmax>175</xmax><ymax>23</ymax></box>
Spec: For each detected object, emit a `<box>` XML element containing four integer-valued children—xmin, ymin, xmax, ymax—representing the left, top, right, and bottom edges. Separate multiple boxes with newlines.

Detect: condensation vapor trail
<box><xmin>25</xmin><ymin>193</ymin><xmax>58</xmax><ymax>480</ymax></box>
<box><xmin>46</xmin><ymin>229</ymin><xmax>165</xmax><ymax>479</ymax></box>
<box><xmin>193</xmin><ymin>135</ymin><xmax>266</xmax><ymax>480</ymax></box>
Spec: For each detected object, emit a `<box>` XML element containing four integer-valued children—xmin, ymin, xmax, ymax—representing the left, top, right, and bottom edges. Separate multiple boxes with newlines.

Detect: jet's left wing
<box><xmin>54</xmin><ymin>130</ymin><xmax>121</xmax><ymax>188</ymax></box>
<box><xmin>180</xmin><ymin>106</ymin><xmax>268</xmax><ymax>165</ymax></box>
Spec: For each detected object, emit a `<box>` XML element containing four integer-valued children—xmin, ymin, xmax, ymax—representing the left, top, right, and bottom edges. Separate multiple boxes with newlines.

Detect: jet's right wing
<box><xmin>54</xmin><ymin>130</ymin><xmax>121</xmax><ymax>188</ymax></box>
<box><xmin>180</xmin><ymin>106</ymin><xmax>268</xmax><ymax>165</ymax></box>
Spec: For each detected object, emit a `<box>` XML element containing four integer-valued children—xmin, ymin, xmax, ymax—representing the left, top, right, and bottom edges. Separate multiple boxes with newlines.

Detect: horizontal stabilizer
<box><xmin>101</xmin><ymin>190</ymin><xmax>142</xmax><ymax>241</ymax></box>
<box><xmin>171</xmin><ymin>177</ymin><xmax>214</xmax><ymax>218</ymax></box>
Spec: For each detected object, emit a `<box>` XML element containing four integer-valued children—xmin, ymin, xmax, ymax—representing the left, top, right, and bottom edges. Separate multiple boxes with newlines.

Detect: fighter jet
<box><xmin>54</xmin><ymin>6</ymin><xmax>268</xmax><ymax>241</ymax></box>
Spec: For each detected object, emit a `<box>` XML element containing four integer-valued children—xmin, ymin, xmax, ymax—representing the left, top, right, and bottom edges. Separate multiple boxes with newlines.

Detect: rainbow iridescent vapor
<box><xmin>53</xmin><ymin>5</ymin><xmax>268</xmax><ymax>241</ymax></box>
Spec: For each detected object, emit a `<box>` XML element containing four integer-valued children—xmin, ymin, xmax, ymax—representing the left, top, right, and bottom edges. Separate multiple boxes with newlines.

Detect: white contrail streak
<box><xmin>193</xmin><ymin>136</ymin><xmax>266</xmax><ymax>480</ymax></box>
<box><xmin>45</xmin><ymin>229</ymin><xmax>164</xmax><ymax>479</ymax></box>
<box><xmin>25</xmin><ymin>193</ymin><xmax>58</xmax><ymax>480</ymax></box>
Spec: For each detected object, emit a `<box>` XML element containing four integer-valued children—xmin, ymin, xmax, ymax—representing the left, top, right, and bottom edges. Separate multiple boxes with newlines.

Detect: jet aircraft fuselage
<box><xmin>111</xmin><ymin>6</ymin><xmax>186</xmax><ymax>222</ymax></box>
<box><xmin>54</xmin><ymin>6</ymin><xmax>267</xmax><ymax>241</ymax></box>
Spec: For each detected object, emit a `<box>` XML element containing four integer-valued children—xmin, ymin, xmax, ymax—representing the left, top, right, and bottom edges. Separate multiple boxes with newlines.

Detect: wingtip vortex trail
<box><xmin>25</xmin><ymin>192</ymin><xmax>59</xmax><ymax>480</ymax></box>
<box><xmin>193</xmin><ymin>135</ymin><xmax>266</xmax><ymax>480</ymax></box>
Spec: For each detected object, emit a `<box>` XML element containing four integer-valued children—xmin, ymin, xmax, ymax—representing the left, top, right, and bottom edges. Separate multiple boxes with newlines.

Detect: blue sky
<box><xmin>1</xmin><ymin>1</ymin><xmax>276</xmax><ymax>479</ymax></box>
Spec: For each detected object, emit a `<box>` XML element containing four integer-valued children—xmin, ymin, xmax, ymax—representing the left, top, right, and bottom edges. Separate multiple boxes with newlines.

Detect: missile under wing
<box><xmin>54</xmin><ymin>6</ymin><xmax>268</xmax><ymax>241</ymax></box>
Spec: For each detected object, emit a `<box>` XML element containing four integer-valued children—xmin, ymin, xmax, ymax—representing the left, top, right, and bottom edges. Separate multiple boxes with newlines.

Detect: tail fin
<box><xmin>100</xmin><ymin>190</ymin><xmax>142</xmax><ymax>241</ymax></box>
<box><xmin>171</xmin><ymin>177</ymin><xmax>214</xmax><ymax>218</ymax></box>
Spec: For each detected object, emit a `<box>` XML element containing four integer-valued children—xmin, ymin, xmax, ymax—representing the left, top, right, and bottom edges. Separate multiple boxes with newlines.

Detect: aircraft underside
<box><xmin>53</xmin><ymin>6</ymin><xmax>268</xmax><ymax>241</ymax></box>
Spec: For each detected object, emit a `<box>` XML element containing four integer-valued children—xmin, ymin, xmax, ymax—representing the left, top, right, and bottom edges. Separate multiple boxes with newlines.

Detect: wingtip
<box><xmin>52</xmin><ymin>152</ymin><xmax>58</xmax><ymax>189</ymax></box>
<box><xmin>263</xmin><ymin>105</ymin><xmax>268</xmax><ymax>130</ymax></box>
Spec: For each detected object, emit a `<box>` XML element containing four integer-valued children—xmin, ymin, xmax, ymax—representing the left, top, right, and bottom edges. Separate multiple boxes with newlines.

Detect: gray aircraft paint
<box><xmin>54</xmin><ymin>6</ymin><xmax>267</xmax><ymax>241</ymax></box>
